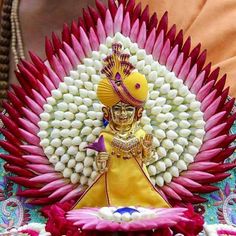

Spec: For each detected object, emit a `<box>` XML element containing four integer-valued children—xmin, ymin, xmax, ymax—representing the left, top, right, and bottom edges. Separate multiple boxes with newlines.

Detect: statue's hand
<box><xmin>142</xmin><ymin>134</ymin><xmax>153</xmax><ymax>148</ymax></box>
<box><xmin>141</xmin><ymin>134</ymin><xmax>153</xmax><ymax>162</ymax></box>
<box><xmin>96</xmin><ymin>152</ymin><xmax>109</xmax><ymax>173</ymax></box>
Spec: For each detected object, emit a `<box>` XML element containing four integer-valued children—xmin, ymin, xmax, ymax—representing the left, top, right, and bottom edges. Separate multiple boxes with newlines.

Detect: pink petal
<box><xmin>195</xmin><ymin>148</ymin><xmax>222</xmax><ymax>162</ymax></box>
<box><xmin>162</xmin><ymin>185</ymin><xmax>182</xmax><ymax>200</ymax></box>
<box><xmin>96</xmin><ymin>220</ymin><xmax>119</xmax><ymax>231</ymax></box>
<box><xmin>22</xmin><ymin>155</ymin><xmax>50</xmax><ymax>164</ymax></box>
<box><xmin>63</xmin><ymin>42</ymin><xmax>80</xmax><ymax>67</ymax></box>
<box><xmin>205</xmin><ymin>111</ymin><xmax>226</xmax><ymax>131</ymax></box>
<box><xmin>89</xmin><ymin>27</ymin><xmax>100</xmax><ymax>51</ymax></box>
<box><xmin>172</xmin><ymin>52</ymin><xmax>184</xmax><ymax>75</ymax></box>
<box><xmin>19</xmin><ymin>118</ymin><xmax>39</xmax><ymax>135</ymax></box>
<box><xmin>201</xmin><ymin>89</ymin><xmax>217</xmax><ymax>112</ymax></box>
<box><xmin>190</xmin><ymin>70</ymin><xmax>205</xmax><ymax>94</ymax></box>
<box><xmin>71</xmin><ymin>35</ymin><xmax>85</xmax><ymax>61</ymax></box>
<box><xmin>174</xmin><ymin>176</ymin><xmax>201</xmax><ymax>188</ymax></box>
<box><xmin>178</xmin><ymin>57</ymin><xmax>191</xmax><ymax>80</ymax></box>
<box><xmin>166</xmin><ymin>44</ymin><xmax>179</xmax><ymax>71</ymax></box>
<box><xmin>25</xmin><ymin>96</ymin><xmax>43</xmax><ymax>115</ymax></box>
<box><xmin>204</xmin><ymin>123</ymin><xmax>227</xmax><ymax>141</ymax></box>
<box><xmin>114</xmin><ymin>4</ymin><xmax>123</xmax><ymax>33</ymax></box>
<box><xmin>129</xmin><ymin>18</ymin><xmax>139</xmax><ymax>42</ymax></box>
<box><xmin>19</xmin><ymin>128</ymin><xmax>40</xmax><ymax>146</ymax></box>
<box><xmin>81</xmin><ymin>220</ymin><xmax>101</xmax><ymax>230</ymax></box>
<box><xmin>49</xmin><ymin>184</ymin><xmax>74</xmax><ymax>198</ymax></box>
<box><xmin>40</xmin><ymin>179</ymin><xmax>69</xmax><ymax>192</ymax></box>
<box><xmin>197</xmin><ymin>80</ymin><xmax>215</xmax><ymax>101</ymax></box>
<box><xmin>22</xmin><ymin>107</ymin><xmax>40</xmax><ymax>125</ymax></box>
<box><xmin>42</xmin><ymin>75</ymin><xmax>56</xmax><ymax>92</ymax></box>
<box><xmin>97</xmin><ymin>18</ymin><xmax>107</xmax><ymax>43</ymax></box>
<box><xmin>168</xmin><ymin>182</ymin><xmax>193</xmax><ymax>197</ymax></box>
<box><xmin>80</xmin><ymin>27</ymin><xmax>92</xmax><ymax>56</ymax></box>
<box><xmin>50</xmin><ymin>55</ymin><xmax>66</xmax><ymax>80</ymax></box>
<box><xmin>203</xmin><ymin>96</ymin><xmax>222</xmax><ymax>120</ymax></box>
<box><xmin>185</xmin><ymin>64</ymin><xmax>197</xmax><ymax>87</ymax></box>
<box><xmin>200</xmin><ymin>135</ymin><xmax>227</xmax><ymax>151</ymax></box>
<box><xmin>145</xmin><ymin>27</ymin><xmax>156</xmax><ymax>54</ymax></box>
<box><xmin>122</xmin><ymin>12</ymin><xmax>131</xmax><ymax>37</ymax></box>
<box><xmin>152</xmin><ymin>30</ymin><xmax>164</xmax><ymax>60</ymax></box>
<box><xmin>159</xmin><ymin>38</ymin><xmax>171</xmax><ymax>65</ymax></box>
<box><xmin>137</xmin><ymin>21</ymin><xmax>147</xmax><ymax>49</ymax></box>
<box><xmin>60</xmin><ymin>186</ymin><xmax>84</xmax><ymax>202</ymax></box>
<box><xmin>30</xmin><ymin>173</ymin><xmax>61</xmax><ymax>183</ymax></box>
<box><xmin>32</xmin><ymin>89</ymin><xmax>46</xmax><ymax>107</ymax></box>
<box><xmin>37</xmin><ymin>80</ymin><xmax>51</xmax><ymax>98</ymax></box>
<box><xmin>105</xmin><ymin>10</ymin><xmax>114</xmax><ymax>37</ymax></box>
<box><xmin>182</xmin><ymin>170</ymin><xmax>213</xmax><ymax>180</ymax></box>
<box><xmin>188</xmin><ymin>162</ymin><xmax>218</xmax><ymax>171</ymax></box>
<box><xmin>45</xmin><ymin>63</ymin><xmax>62</xmax><ymax>88</ymax></box>
<box><xmin>21</xmin><ymin>144</ymin><xmax>44</xmax><ymax>155</ymax></box>
<box><xmin>27</xmin><ymin>164</ymin><xmax>55</xmax><ymax>174</ymax></box>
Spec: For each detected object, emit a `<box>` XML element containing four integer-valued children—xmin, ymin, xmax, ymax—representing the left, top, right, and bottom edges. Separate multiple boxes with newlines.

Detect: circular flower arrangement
<box><xmin>0</xmin><ymin>0</ymin><xmax>235</xmax><ymax>206</ymax></box>
<box><xmin>66</xmin><ymin>206</ymin><xmax>189</xmax><ymax>231</ymax></box>
<box><xmin>37</xmin><ymin>33</ymin><xmax>205</xmax><ymax>188</ymax></box>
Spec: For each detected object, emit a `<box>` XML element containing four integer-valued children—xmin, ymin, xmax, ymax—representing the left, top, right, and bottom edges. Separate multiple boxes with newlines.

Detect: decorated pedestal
<box><xmin>0</xmin><ymin>0</ymin><xmax>236</xmax><ymax>235</ymax></box>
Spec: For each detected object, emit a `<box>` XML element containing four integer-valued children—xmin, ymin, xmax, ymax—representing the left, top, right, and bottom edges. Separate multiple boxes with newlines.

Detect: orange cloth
<box><xmin>142</xmin><ymin>0</ymin><xmax>236</xmax><ymax>97</ymax></box>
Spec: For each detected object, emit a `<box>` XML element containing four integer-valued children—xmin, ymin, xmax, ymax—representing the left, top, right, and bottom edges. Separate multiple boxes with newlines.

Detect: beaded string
<box><xmin>0</xmin><ymin>0</ymin><xmax>13</xmax><ymax>106</ymax></box>
<box><xmin>11</xmin><ymin>0</ymin><xmax>25</xmax><ymax>67</ymax></box>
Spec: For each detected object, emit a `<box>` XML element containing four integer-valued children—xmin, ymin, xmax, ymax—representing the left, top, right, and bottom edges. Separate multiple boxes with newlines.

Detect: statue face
<box><xmin>111</xmin><ymin>102</ymin><xmax>136</xmax><ymax>126</ymax></box>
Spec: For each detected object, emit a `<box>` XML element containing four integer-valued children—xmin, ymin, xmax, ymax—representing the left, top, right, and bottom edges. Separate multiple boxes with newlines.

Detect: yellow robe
<box><xmin>74</xmin><ymin>126</ymin><xmax>169</xmax><ymax>209</ymax></box>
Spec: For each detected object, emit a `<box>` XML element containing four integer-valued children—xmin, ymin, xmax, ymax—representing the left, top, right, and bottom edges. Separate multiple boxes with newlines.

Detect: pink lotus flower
<box><xmin>67</xmin><ymin>207</ymin><xmax>189</xmax><ymax>232</ymax></box>
<box><xmin>0</xmin><ymin>0</ymin><xmax>235</xmax><ymax>208</ymax></box>
<box><xmin>43</xmin><ymin>203</ymin><xmax>203</xmax><ymax>235</ymax></box>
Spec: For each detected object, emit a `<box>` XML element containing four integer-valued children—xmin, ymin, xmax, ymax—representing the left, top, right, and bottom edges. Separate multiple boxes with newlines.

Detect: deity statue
<box><xmin>74</xmin><ymin>43</ymin><xmax>169</xmax><ymax>209</ymax></box>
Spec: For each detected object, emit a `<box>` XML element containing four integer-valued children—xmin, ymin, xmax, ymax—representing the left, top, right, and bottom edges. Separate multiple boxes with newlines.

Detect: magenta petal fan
<box><xmin>0</xmin><ymin>0</ymin><xmax>235</xmax><ymax>228</ymax></box>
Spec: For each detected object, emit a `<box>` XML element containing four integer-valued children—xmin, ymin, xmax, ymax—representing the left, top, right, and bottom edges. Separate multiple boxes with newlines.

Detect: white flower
<box><xmin>55</xmin><ymin>146</ymin><xmax>66</xmax><ymax>156</ymax></box>
<box><xmin>55</xmin><ymin>161</ymin><xmax>65</xmax><ymax>171</ymax></box>
<box><xmin>163</xmin><ymin>172</ymin><xmax>172</xmax><ymax>183</ymax></box>
<box><xmin>155</xmin><ymin>176</ymin><xmax>164</xmax><ymax>187</ymax></box>
<box><xmin>63</xmin><ymin>167</ymin><xmax>73</xmax><ymax>178</ymax></box>
<box><xmin>75</xmin><ymin>162</ymin><xmax>84</xmax><ymax>173</ymax></box>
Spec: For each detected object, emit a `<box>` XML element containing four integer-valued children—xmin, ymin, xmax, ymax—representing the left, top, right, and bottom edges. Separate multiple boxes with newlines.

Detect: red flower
<box><xmin>19</xmin><ymin>229</ymin><xmax>39</xmax><ymax>236</ymax></box>
<box><xmin>173</xmin><ymin>204</ymin><xmax>204</xmax><ymax>236</ymax></box>
<box><xmin>42</xmin><ymin>200</ymin><xmax>87</xmax><ymax>236</ymax></box>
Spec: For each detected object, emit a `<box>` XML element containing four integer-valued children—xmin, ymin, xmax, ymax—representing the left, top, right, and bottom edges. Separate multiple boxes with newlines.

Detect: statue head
<box><xmin>97</xmin><ymin>43</ymin><xmax>148</xmax><ymax>128</ymax></box>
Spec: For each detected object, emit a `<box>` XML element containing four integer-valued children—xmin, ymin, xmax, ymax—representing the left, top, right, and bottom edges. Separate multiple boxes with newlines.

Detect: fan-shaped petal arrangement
<box><xmin>0</xmin><ymin>0</ymin><xmax>235</xmax><ymax>207</ymax></box>
<box><xmin>67</xmin><ymin>206</ymin><xmax>192</xmax><ymax>232</ymax></box>
<box><xmin>41</xmin><ymin>204</ymin><xmax>204</xmax><ymax>235</ymax></box>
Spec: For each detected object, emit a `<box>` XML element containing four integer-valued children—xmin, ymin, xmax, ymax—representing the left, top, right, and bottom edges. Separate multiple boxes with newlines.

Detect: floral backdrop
<box><xmin>0</xmin><ymin>123</ymin><xmax>235</xmax><ymax>233</ymax></box>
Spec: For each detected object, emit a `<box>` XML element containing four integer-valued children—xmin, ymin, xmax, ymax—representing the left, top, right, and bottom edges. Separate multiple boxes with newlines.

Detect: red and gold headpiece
<box><xmin>97</xmin><ymin>43</ymin><xmax>148</xmax><ymax>107</ymax></box>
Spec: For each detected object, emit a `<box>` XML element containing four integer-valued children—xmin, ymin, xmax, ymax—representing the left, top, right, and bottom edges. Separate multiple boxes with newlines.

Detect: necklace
<box><xmin>0</xmin><ymin>0</ymin><xmax>12</xmax><ymax>107</ymax></box>
<box><xmin>11</xmin><ymin>0</ymin><xmax>25</xmax><ymax>67</ymax></box>
<box><xmin>0</xmin><ymin>0</ymin><xmax>25</xmax><ymax>111</ymax></box>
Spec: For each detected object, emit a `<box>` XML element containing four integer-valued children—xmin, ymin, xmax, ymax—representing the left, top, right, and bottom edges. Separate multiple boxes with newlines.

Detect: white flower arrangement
<box><xmin>37</xmin><ymin>33</ymin><xmax>205</xmax><ymax>187</ymax></box>
<box><xmin>204</xmin><ymin>223</ymin><xmax>236</xmax><ymax>236</ymax></box>
<box><xmin>1</xmin><ymin>223</ymin><xmax>50</xmax><ymax>236</ymax></box>
<box><xmin>98</xmin><ymin>206</ymin><xmax>156</xmax><ymax>222</ymax></box>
